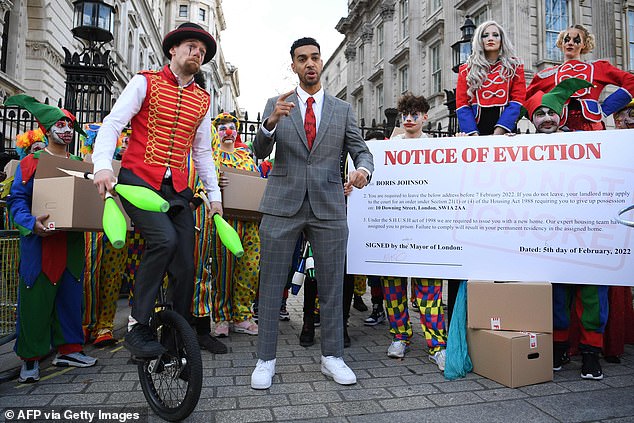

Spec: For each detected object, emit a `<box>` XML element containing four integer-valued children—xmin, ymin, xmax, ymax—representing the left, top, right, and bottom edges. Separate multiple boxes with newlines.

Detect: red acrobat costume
<box><xmin>456</xmin><ymin>62</ymin><xmax>526</xmax><ymax>135</ymax></box>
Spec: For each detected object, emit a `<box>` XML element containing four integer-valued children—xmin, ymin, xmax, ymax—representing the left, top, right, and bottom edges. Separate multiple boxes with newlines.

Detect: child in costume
<box><xmin>380</xmin><ymin>93</ymin><xmax>448</xmax><ymax>371</ymax></box>
<box><xmin>210</xmin><ymin>112</ymin><xmax>260</xmax><ymax>338</ymax></box>
<box><xmin>5</xmin><ymin>94</ymin><xmax>96</xmax><ymax>383</ymax></box>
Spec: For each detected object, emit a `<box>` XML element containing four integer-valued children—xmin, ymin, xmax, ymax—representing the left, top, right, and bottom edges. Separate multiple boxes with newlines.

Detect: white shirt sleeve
<box><xmin>191</xmin><ymin>108</ymin><xmax>222</xmax><ymax>202</ymax></box>
<box><xmin>92</xmin><ymin>75</ymin><xmax>147</xmax><ymax>174</ymax></box>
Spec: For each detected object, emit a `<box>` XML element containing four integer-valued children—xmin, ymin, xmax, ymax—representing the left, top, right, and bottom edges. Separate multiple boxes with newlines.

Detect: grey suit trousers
<box><xmin>257</xmin><ymin>198</ymin><xmax>348</xmax><ymax>360</ymax></box>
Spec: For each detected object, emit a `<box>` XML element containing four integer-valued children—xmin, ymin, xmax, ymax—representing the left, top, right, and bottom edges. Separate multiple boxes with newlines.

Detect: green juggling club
<box><xmin>57</xmin><ymin>168</ymin><xmax>169</xmax><ymax>212</ymax></box>
<box><xmin>103</xmin><ymin>193</ymin><xmax>127</xmax><ymax>249</ymax></box>
<box><xmin>213</xmin><ymin>213</ymin><xmax>244</xmax><ymax>257</ymax></box>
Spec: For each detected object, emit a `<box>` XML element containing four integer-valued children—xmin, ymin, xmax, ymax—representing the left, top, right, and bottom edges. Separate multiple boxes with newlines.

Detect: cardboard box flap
<box><xmin>219</xmin><ymin>165</ymin><xmax>260</xmax><ymax>177</ymax></box>
<box><xmin>35</xmin><ymin>153</ymin><xmax>122</xmax><ymax>179</ymax></box>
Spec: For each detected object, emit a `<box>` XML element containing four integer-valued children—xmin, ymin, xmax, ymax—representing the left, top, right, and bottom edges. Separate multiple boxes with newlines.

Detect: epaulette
<box><xmin>536</xmin><ymin>67</ymin><xmax>558</xmax><ymax>78</ymax></box>
<box><xmin>19</xmin><ymin>154</ymin><xmax>38</xmax><ymax>183</ymax></box>
<box><xmin>138</xmin><ymin>69</ymin><xmax>159</xmax><ymax>76</ymax></box>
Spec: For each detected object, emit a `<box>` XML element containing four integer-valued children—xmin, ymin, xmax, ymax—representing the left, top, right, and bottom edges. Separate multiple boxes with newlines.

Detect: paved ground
<box><xmin>1</xmin><ymin>292</ymin><xmax>633</xmax><ymax>423</ymax></box>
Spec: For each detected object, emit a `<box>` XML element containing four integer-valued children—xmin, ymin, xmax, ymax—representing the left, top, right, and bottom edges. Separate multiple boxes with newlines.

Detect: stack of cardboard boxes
<box><xmin>467</xmin><ymin>280</ymin><xmax>553</xmax><ymax>388</ymax></box>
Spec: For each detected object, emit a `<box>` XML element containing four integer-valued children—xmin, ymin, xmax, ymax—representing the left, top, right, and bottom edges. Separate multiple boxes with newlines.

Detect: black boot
<box><xmin>343</xmin><ymin>324</ymin><xmax>351</xmax><ymax>348</ymax></box>
<box><xmin>299</xmin><ymin>313</ymin><xmax>315</xmax><ymax>347</ymax></box>
<box><xmin>553</xmin><ymin>341</ymin><xmax>570</xmax><ymax>371</ymax></box>
<box><xmin>580</xmin><ymin>344</ymin><xmax>603</xmax><ymax>380</ymax></box>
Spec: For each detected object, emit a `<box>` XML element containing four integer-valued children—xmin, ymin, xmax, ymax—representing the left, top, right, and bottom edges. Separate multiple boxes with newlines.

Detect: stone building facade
<box><xmin>325</xmin><ymin>0</ymin><xmax>634</xmax><ymax>131</ymax></box>
<box><xmin>0</xmin><ymin>0</ymin><xmax>239</xmax><ymax>117</ymax></box>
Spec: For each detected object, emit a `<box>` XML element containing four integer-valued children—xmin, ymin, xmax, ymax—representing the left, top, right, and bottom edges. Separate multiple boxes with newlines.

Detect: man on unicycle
<box><xmin>92</xmin><ymin>22</ymin><xmax>223</xmax><ymax>358</ymax></box>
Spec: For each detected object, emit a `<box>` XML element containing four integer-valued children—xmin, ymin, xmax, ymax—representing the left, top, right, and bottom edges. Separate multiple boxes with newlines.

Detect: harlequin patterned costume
<box><xmin>456</xmin><ymin>61</ymin><xmax>526</xmax><ymax>135</ymax></box>
<box><xmin>526</xmin><ymin>59</ymin><xmax>634</xmax><ymax>131</ymax></box>
<box><xmin>381</xmin><ymin>277</ymin><xmax>446</xmax><ymax>353</ymax></box>
<box><xmin>210</xmin><ymin>133</ymin><xmax>260</xmax><ymax>326</ymax></box>
<box><xmin>80</xmin><ymin>124</ymin><xmax>129</xmax><ymax>345</ymax></box>
<box><xmin>8</xmin><ymin>151</ymin><xmax>86</xmax><ymax>359</ymax></box>
<box><xmin>188</xmin><ymin>124</ymin><xmax>219</xmax><ymax>319</ymax></box>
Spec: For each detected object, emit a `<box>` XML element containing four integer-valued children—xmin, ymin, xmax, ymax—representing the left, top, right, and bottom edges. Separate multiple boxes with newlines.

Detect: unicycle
<box><xmin>135</xmin><ymin>285</ymin><xmax>202</xmax><ymax>421</ymax></box>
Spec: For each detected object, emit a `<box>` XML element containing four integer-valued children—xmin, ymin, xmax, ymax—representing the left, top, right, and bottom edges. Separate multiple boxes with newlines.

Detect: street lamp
<box><xmin>451</xmin><ymin>16</ymin><xmax>476</xmax><ymax>73</ymax></box>
<box><xmin>71</xmin><ymin>0</ymin><xmax>115</xmax><ymax>44</ymax></box>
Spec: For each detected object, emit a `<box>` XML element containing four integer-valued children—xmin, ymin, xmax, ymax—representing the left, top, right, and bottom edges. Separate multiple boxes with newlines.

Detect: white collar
<box><xmin>296</xmin><ymin>86</ymin><xmax>324</xmax><ymax>105</ymax></box>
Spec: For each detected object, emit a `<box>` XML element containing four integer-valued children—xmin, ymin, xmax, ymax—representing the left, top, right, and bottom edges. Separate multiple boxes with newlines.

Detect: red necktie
<box><xmin>304</xmin><ymin>97</ymin><xmax>316</xmax><ymax>149</ymax></box>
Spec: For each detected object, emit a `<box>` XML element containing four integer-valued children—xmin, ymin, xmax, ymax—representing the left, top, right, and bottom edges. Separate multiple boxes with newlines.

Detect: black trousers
<box><xmin>118</xmin><ymin>168</ymin><xmax>195</xmax><ymax>325</ymax></box>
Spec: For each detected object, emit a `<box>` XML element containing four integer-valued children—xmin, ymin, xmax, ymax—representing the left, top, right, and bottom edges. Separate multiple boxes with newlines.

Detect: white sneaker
<box><xmin>52</xmin><ymin>351</ymin><xmax>97</xmax><ymax>368</ymax></box>
<box><xmin>251</xmin><ymin>358</ymin><xmax>276</xmax><ymax>389</ymax></box>
<box><xmin>320</xmin><ymin>356</ymin><xmax>357</xmax><ymax>385</ymax></box>
<box><xmin>387</xmin><ymin>340</ymin><xmax>409</xmax><ymax>358</ymax></box>
<box><xmin>430</xmin><ymin>349</ymin><xmax>446</xmax><ymax>371</ymax></box>
<box><xmin>18</xmin><ymin>360</ymin><xmax>40</xmax><ymax>383</ymax></box>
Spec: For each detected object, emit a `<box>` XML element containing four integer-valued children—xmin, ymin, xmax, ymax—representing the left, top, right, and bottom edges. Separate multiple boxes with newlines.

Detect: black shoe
<box><xmin>553</xmin><ymin>342</ymin><xmax>570</xmax><ymax>371</ymax></box>
<box><xmin>343</xmin><ymin>326</ymin><xmax>351</xmax><ymax>348</ymax></box>
<box><xmin>364</xmin><ymin>304</ymin><xmax>386</xmax><ymax>326</ymax></box>
<box><xmin>299</xmin><ymin>321</ymin><xmax>315</xmax><ymax>347</ymax></box>
<box><xmin>581</xmin><ymin>352</ymin><xmax>603</xmax><ymax>380</ymax></box>
<box><xmin>279</xmin><ymin>304</ymin><xmax>290</xmax><ymax>321</ymax></box>
<box><xmin>198</xmin><ymin>333</ymin><xmax>228</xmax><ymax>354</ymax></box>
<box><xmin>353</xmin><ymin>295</ymin><xmax>368</xmax><ymax>312</ymax></box>
<box><xmin>124</xmin><ymin>323</ymin><xmax>167</xmax><ymax>358</ymax></box>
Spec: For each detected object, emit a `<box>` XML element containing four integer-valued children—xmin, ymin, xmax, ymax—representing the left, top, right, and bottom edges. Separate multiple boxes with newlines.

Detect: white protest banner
<box><xmin>346</xmin><ymin>129</ymin><xmax>634</xmax><ymax>286</ymax></box>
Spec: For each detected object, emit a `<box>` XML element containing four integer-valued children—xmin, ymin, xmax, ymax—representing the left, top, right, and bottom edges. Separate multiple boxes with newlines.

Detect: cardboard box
<box><xmin>220</xmin><ymin>165</ymin><xmax>267</xmax><ymax>221</ymax></box>
<box><xmin>467</xmin><ymin>280</ymin><xmax>552</xmax><ymax>333</ymax></box>
<box><xmin>467</xmin><ymin>329</ymin><xmax>553</xmax><ymax>388</ymax></box>
<box><xmin>3</xmin><ymin>160</ymin><xmax>20</xmax><ymax>179</ymax></box>
<box><xmin>31</xmin><ymin>153</ymin><xmax>130</xmax><ymax>231</ymax></box>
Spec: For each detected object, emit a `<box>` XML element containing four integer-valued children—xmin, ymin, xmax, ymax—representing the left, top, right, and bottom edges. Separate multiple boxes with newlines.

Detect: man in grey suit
<box><xmin>251</xmin><ymin>37</ymin><xmax>374</xmax><ymax>390</ymax></box>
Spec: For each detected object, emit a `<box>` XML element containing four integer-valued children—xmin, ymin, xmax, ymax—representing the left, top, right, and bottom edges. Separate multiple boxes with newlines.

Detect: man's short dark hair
<box><xmin>290</xmin><ymin>37</ymin><xmax>320</xmax><ymax>58</ymax></box>
<box><xmin>364</xmin><ymin>130</ymin><xmax>386</xmax><ymax>141</ymax></box>
<box><xmin>397</xmin><ymin>92</ymin><xmax>430</xmax><ymax>114</ymax></box>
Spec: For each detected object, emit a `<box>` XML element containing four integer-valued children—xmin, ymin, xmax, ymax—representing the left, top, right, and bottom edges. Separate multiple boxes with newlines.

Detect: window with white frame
<box><xmin>628</xmin><ymin>10</ymin><xmax>634</xmax><ymax>70</ymax></box>
<box><xmin>199</xmin><ymin>8</ymin><xmax>206</xmax><ymax>22</ymax></box>
<box><xmin>399</xmin><ymin>0</ymin><xmax>409</xmax><ymax>39</ymax></box>
<box><xmin>545</xmin><ymin>0</ymin><xmax>568</xmax><ymax>61</ymax></box>
<box><xmin>376</xmin><ymin>84</ymin><xmax>384</xmax><ymax>123</ymax></box>
<box><xmin>179</xmin><ymin>5</ymin><xmax>188</xmax><ymax>18</ymax></box>
<box><xmin>471</xmin><ymin>7</ymin><xmax>487</xmax><ymax>26</ymax></box>
<box><xmin>399</xmin><ymin>66</ymin><xmax>408</xmax><ymax>94</ymax></box>
<box><xmin>357</xmin><ymin>97</ymin><xmax>364</xmax><ymax>122</ymax></box>
<box><xmin>358</xmin><ymin>44</ymin><xmax>364</xmax><ymax>75</ymax></box>
<box><xmin>377</xmin><ymin>23</ymin><xmax>384</xmax><ymax>60</ymax></box>
<box><xmin>431</xmin><ymin>0</ymin><xmax>442</xmax><ymax>12</ymax></box>
<box><xmin>431</xmin><ymin>44</ymin><xmax>441</xmax><ymax>94</ymax></box>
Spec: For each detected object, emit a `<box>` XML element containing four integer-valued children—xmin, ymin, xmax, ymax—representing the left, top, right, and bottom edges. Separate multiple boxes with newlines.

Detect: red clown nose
<box><xmin>225</xmin><ymin>128</ymin><xmax>233</xmax><ymax>136</ymax></box>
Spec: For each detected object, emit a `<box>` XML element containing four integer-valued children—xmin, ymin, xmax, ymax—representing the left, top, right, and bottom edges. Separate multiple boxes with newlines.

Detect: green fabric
<box><xmin>579</xmin><ymin>284</ymin><xmax>602</xmax><ymax>331</ymax></box>
<box><xmin>541</xmin><ymin>78</ymin><xmax>594</xmax><ymax>116</ymax></box>
<box><xmin>4</xmin><ymin>95</ymin><xmax>66</xmax><ymax>132</ymax></box>
<box><xmin>4</xmin><ymin>94</ymin><xmax>86</xmax><ymax>136</ymax></box>
<box><xmin>16</xmin><ymin>273</ymin><xmax>59</xmax><ymax>359</ymax></box>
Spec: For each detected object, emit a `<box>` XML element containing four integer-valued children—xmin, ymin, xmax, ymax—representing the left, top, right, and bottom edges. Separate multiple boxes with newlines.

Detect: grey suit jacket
<box><xmin>254</xmin><ymin>91</ymin><xmax>374</xmax><ymax>220</ymax></box>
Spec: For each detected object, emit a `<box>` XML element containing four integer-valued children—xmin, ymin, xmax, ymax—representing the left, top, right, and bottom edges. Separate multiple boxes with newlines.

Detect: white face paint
<box><xmin>48</xmin><ymin>119</ymin><xmax>74</xmax><ymax>145</ymax></box>
<box><xmin>217</xmin><ymin>122</ymin><xmax>237</xmax><ymax>144</ymax></box>
<box><xmin>532</xmin><ymin>106</ymin><xmax>561</xmax><ymax>134</ymax></box>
